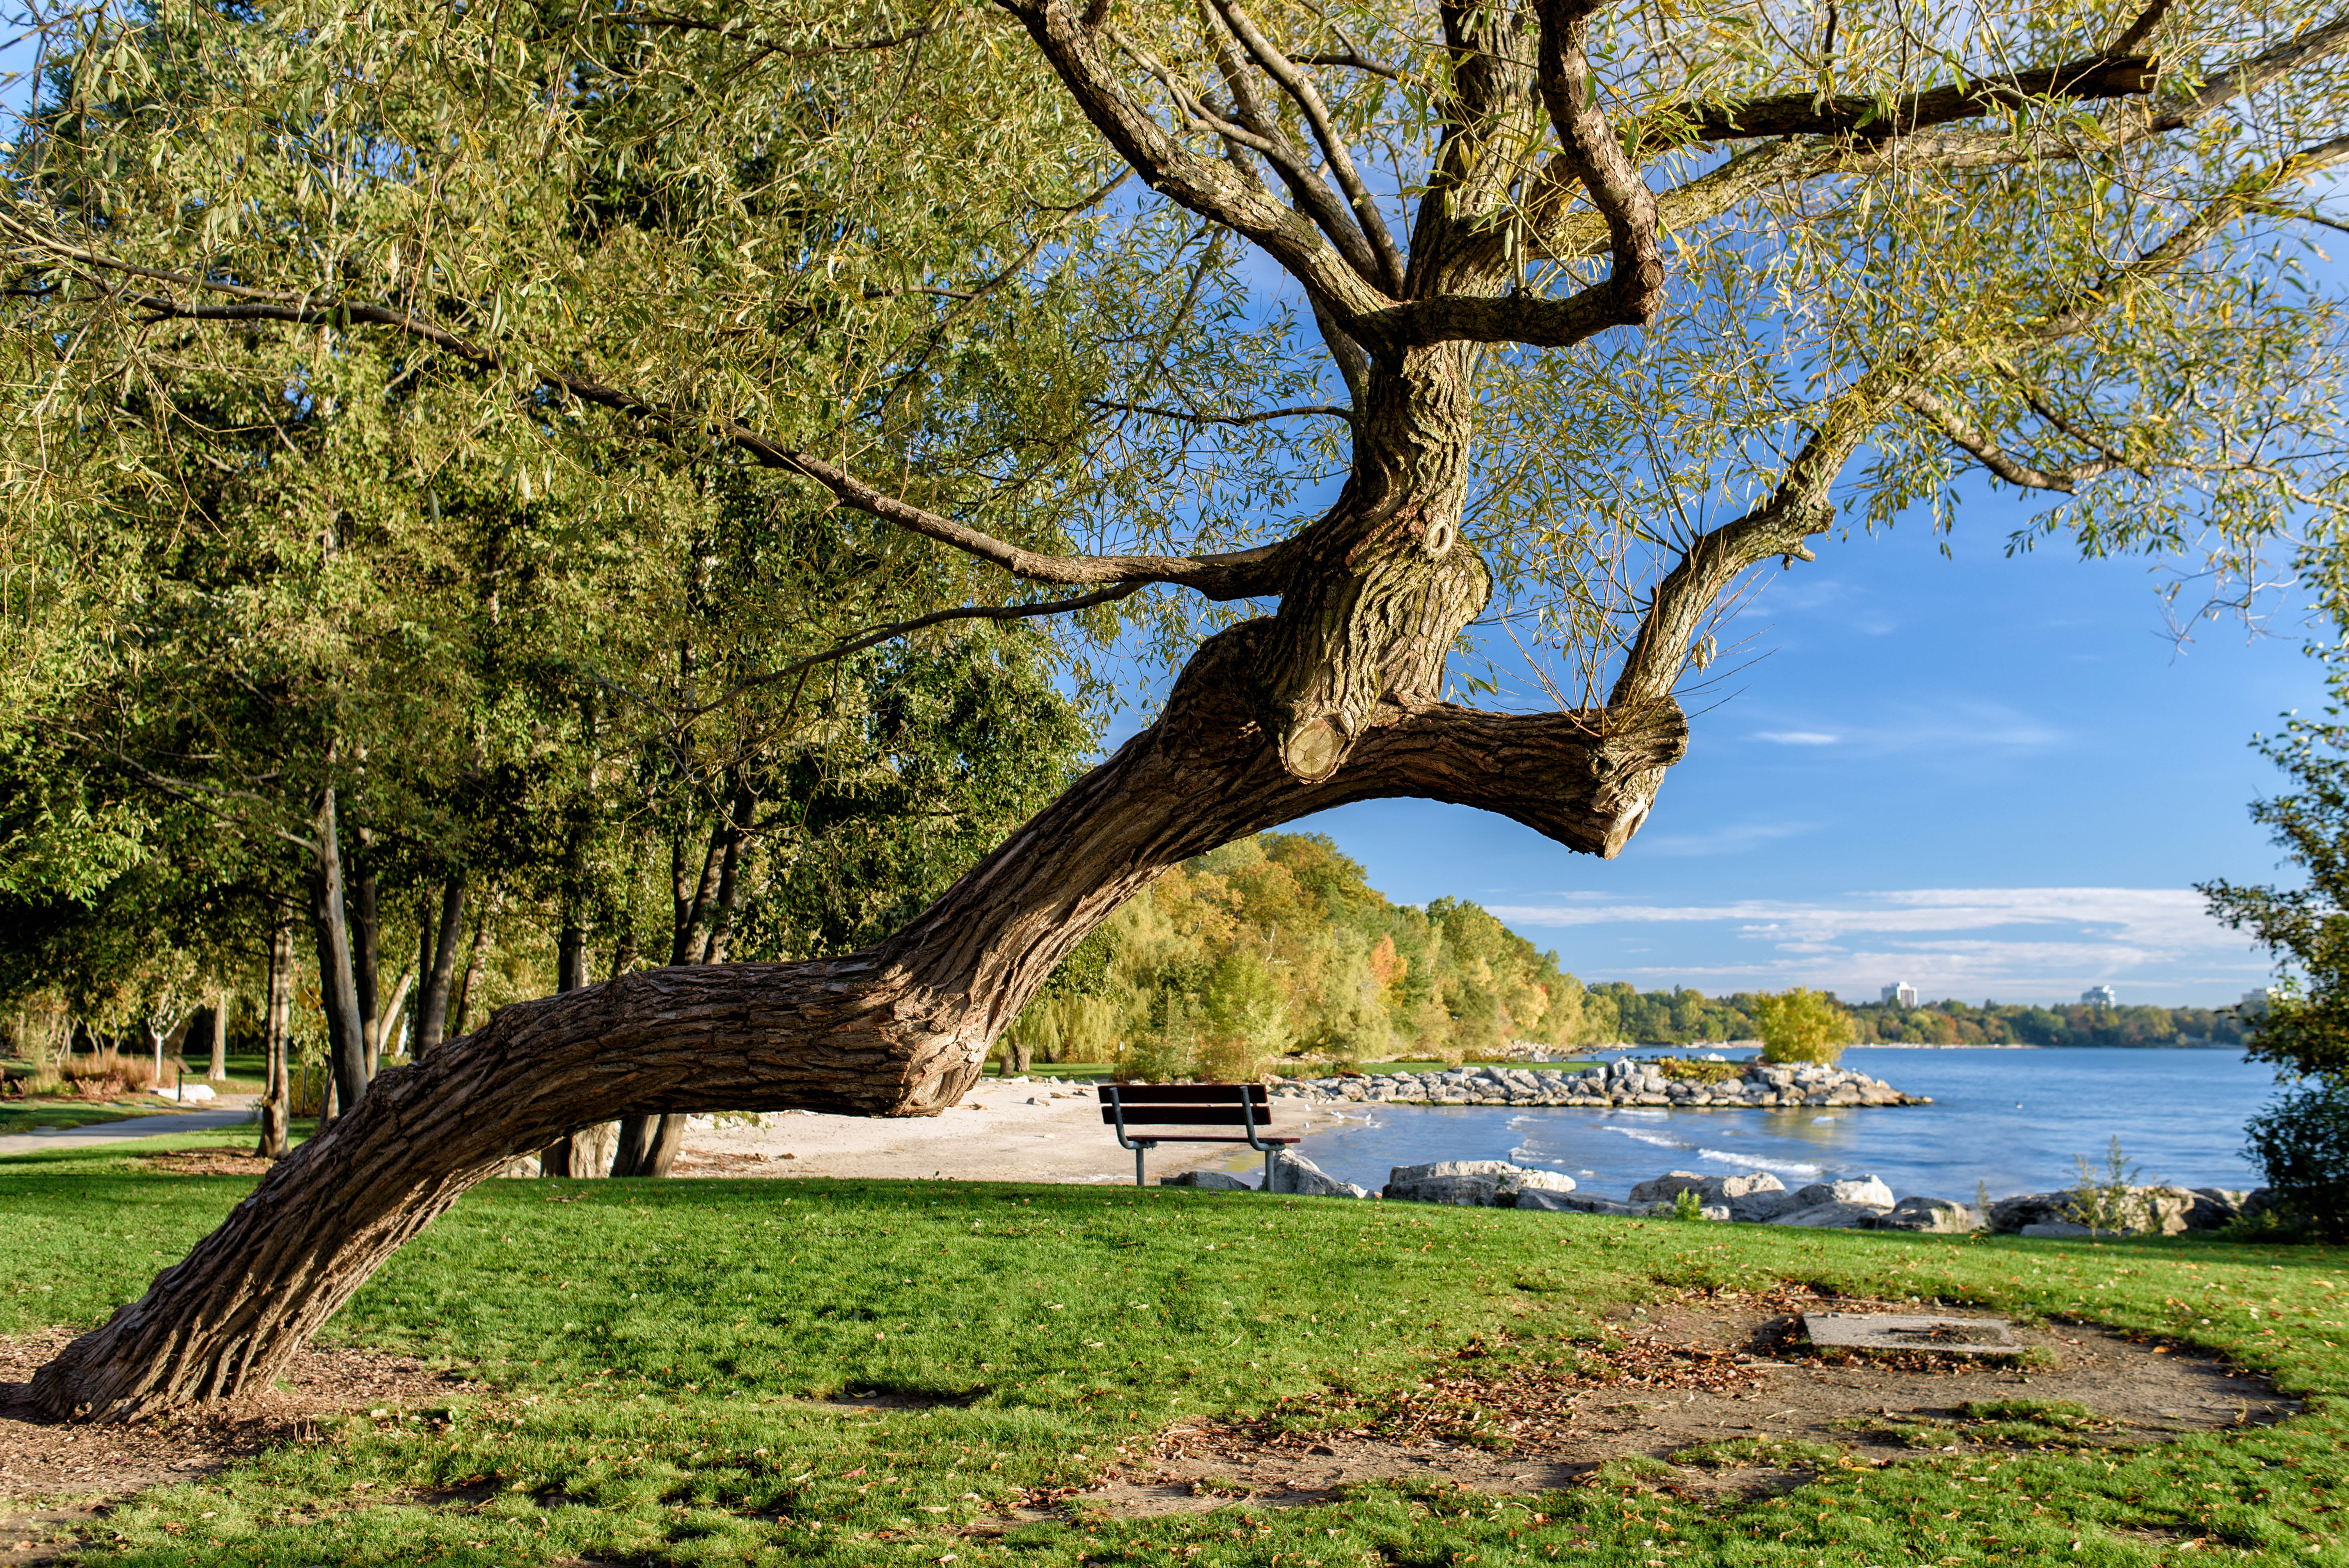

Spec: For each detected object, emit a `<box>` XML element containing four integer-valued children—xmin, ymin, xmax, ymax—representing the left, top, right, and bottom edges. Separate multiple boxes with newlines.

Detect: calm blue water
<box><xmin>1278</xmin><ymin>1048</ymin><xmax>2280</xmax><ymax>1202</ymax></box>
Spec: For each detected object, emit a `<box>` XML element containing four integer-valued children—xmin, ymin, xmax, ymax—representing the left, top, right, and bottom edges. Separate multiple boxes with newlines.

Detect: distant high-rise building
<box><xmin>2241</xmin><ymin>988</ymin><xmax>2275</xmax><ymax>1015</ymax></box>
<box><xmin>1882</xmin><ymin>982</ymin><xmax>1918</xmax><ymax>1008</ymax></box>
<box><xmin>2082</xmin><ymin>984</ymin><xmax>2118</xmax><ymax>1008</ymax></box>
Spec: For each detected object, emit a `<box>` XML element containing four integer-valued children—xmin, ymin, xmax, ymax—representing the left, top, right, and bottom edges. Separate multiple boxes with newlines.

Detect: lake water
<box><xmin>1276</xmin><ymin>1048</ymin><xmax>2282</xmax><ymax>1202</ymax></box>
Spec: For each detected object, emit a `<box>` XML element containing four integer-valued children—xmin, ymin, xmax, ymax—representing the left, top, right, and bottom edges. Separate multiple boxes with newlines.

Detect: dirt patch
<box><xmin>0</xmin><ymin>1327</ymin><xmax>480</xmax><ymax>1537</ymax></box>
<box><xmin>130</xmin><ymin>1150</ymin><xmax>277</xmax><ymax>1178</ymax></box>
<box><xmin>1072</xmin><ymin>1285</ymin><xmax>2301</xmax><ymax>1518</ymax></box>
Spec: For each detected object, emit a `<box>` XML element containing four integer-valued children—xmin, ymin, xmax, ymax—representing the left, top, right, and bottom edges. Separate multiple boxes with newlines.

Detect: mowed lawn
<box><xmin>3</xmin><ymin>1134</ymin><xmax>2345</xmax><ymax>1567</ymax></box>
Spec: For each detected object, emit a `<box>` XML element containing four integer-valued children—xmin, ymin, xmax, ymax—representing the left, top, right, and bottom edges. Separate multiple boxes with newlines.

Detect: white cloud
<box><xmin>1753</xmin><ymin>731</ymin><xmax>1841</xmax><ymax>746</ymax></box>
<box><xmin>1485</xmin><ymin>887</ymin><xmax>2266</xmax><ymax>1000</ymax></box>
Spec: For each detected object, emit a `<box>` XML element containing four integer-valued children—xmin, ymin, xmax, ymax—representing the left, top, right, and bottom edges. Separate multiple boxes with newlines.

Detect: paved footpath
<box><xmin>0</xmin><ymin>1095</ymin><xmax>259</xmax><ymax>1158</ymax></box>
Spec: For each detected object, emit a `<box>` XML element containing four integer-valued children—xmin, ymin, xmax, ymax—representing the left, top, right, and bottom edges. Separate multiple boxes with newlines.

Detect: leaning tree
<box><xmin>8</xmin><ymin>0</ymin><xmax>2348</xmax><ymax>1417</ymax></box>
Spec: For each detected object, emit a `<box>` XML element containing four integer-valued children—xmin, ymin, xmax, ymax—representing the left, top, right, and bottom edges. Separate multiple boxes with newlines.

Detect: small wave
<box><xmin>1696</xmin><ymin>1148</ymin><xmax>1821</xmax><ymax>1177</ymax></box>
<box><xmin>1613</xmin><ymin>1108</ymin><xmax>1669</xmax><ymax>1119</ymax></box>
<box><xmin>1605</xmin><ymin>1128</ymin><xmax>1688</xmax><ymax>1150</ymax></box>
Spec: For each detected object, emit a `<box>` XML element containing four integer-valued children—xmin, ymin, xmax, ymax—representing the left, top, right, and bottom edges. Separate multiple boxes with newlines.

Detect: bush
<box><xmin>2244</xmin><ymin>1080</ymin><xmax>2349</xmax><ymax>1241</ymax></box>
<box><xmin>1752</xmin><ymin>988</ymin><xmax>1855</xmax><ymax>1064</ymax></box>
<box><xmin>1652</xmin><ymin>1058</ymin><xmax>1740</xmax><ymax>1084</ymax></box>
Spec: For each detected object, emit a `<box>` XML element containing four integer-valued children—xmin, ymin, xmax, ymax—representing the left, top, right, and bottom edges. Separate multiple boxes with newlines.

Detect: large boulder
<box><xmin>1385</xmin><ymin>1159</ymin><xmax>1519</xmax><ymax>1205</ymax></box>
<box><xmin>1630</xmin><ymin>1169</ymin><xmax>1789</xmax><ymax>1221</ymax></box>
<box><xmin>1265</xmin><ymin>1150</ymin><xmax>1373</xmax><ymax>1199</ymax></box>
<box><xmin>1501</xmin><ymin>1168</ymin><xmax>1578</xmax><ymax>1199</ymax></box>
<box><xmin>1789</xmin><ymin>1176</ymin><xmax>1895</xmax><ymax>1211</ymax></box>
<box><xmin>1866</xmin><ymin>1195</ymin><xmax>1984</xmax><ymax>1233</ymax></box>
<box><xmin>1160</xmin><ymin>1169</ymin><xmax>1255</xmax><ymax>1190</ymax></box>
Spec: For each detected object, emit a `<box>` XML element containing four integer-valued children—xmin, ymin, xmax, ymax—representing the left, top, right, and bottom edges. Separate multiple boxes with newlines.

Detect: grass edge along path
<box><xmin>1</xmin><ymin>1137</ymin><xmax>2344</xmax><ymax>1568</ymax></box>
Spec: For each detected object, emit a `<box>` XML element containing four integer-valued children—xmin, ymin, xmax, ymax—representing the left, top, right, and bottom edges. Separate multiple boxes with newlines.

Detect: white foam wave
<box><xmin>1604</xmin><ymin>1128</ymin><xmax>1687</xmax><ymax>1149</ymax></box>
<box><xmin>1613</xmin><ymin>1108</ymin><xmax>1669</xmax><ymax>1118</ymax></box>
<box><xmin>1696</xmin><ymin>1148</ymin><xmax>1821</xmax><ymax>1177</ymax></box>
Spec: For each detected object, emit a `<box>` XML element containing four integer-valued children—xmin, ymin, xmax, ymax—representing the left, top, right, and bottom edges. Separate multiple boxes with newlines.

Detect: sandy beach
<box><xmin>669</xmin><ymin>1077</ymin><xmax>1362</xmax><ymax>1186</ymax></box>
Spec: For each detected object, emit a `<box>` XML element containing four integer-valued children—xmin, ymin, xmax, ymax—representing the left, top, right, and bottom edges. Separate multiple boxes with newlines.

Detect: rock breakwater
<box><xmin>1270</xmin><ymin>1058</ymin><xmax>1927</xmax><ymax>1108</ymax></box>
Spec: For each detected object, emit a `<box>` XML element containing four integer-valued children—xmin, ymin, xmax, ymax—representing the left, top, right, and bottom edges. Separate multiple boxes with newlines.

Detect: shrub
<box><xmin>1753</xmin><ymin>988</ymin><xmax>1856</xmax><ymax>1064</ymax></box>
<box><xmin>1652</xmin><ymin>1058</ymin><xmax>1740</xmax><ymax>1084</ymax></box>
<box><xmin>2244</xmin><ymin>1080</ymin><xmax>2349</xmax><ymax>1241</ymax></box>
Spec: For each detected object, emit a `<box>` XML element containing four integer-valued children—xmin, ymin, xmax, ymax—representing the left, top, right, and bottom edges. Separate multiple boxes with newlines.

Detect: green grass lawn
<box><xmin>2</xmin><ymin>1131</ymin><xmax>2345</xmax><ymax>1567</ymax></box>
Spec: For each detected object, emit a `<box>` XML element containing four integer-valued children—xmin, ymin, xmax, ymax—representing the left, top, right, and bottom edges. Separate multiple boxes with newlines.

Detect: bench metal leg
<box><xmin>1136</xmin><ymin>1145</ymin><xmax>1147</xmax><ymax>1188</ymax></box>
<box><xmin>1264</xmin><ymin>1147</ymin><xmax>1276</xmax><ymax>1193</ymax></box>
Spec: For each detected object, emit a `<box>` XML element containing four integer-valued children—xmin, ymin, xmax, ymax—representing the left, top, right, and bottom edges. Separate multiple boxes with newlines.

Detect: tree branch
<box><xmin>1534</xmin><ymin>0</ymin><xmax>1664</xmax><ymax>323</ymax></box>
<box><xmin>0</xmin><ymin>213</ymin><xmax>1288</xmax><ymax>599</ymax></box>
<box><xmin>1209</xmin><ymin>0</ymin><xmax>1405</xmax><ymax>291</ymax></box>
<box><xmin>679</xmin><ymin>585</ymin><xmax>1144</xmax><ymax>719</ymax></box>
<box><xmin>1898</xmin><ymin>388</ymin><xmax>2123</xmax><ymax>492</ymax></box>
<box><xmin>1655</xmin><ymin>53</ymin><xmax>2158</xmax><ymax>144</ymax></box>
<box><xmin>991</xmin><ymin>0</ymin><xmax>1396</xmax><ymax>320</ymax></box>
<box><xmin>1089</xmin><ymin>398</ymin><xmax>1355</xmax><ymax>426</ymax></box>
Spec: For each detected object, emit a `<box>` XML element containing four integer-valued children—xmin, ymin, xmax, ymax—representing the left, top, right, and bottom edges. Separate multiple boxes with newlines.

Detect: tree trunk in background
<box><xmin>352</xmin><ymin>835</ymin><xmax>382</xmax><ymax>1076</ymax></box>
<box><xmin>307</xmin><ymin>789</ymin><xmax>370</xmax><ymax>1116</ymax></box>
<box><xmin>542</xmin><ymin>915</ymin><xmax>619</xmax><ymax>1177</ymax></box>
<box><xmin>413</xmin><ymin>873</ymin><xmax>466</xmax><ymax>1057</ymax></box>
<box><xmin>255</xmin><ymin>916</ymin><xmax>293</xmax><ymax>1159</ymax></box>
<box><xmin>207</xmin><ymin>995</ymin><xmax>228</xmax><ymax>1081</ymax></box>
<box><xmin>448</xmin><ymin>892</ymin><xmax>495</xmax><ymax>1038</ymax></box>
<box><xmin>614</xmin><ymin>814</ymin><xmax>743</xmax><ymax>1175</ymax></box>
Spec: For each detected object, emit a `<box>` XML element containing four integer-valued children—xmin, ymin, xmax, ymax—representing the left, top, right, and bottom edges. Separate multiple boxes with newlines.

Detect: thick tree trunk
<box><xmin>255</xmin><ymin>916</ymin><xmax>294</xmax><ymax>1160</ymax></box>
<box><xmin>413</xmin><ymin>874</ymin><xmax>467</xmax><ymax>1057</ymax></box>
<box><xmin>207</xmin><ymin>994</ymin><xmax>228</xmax><ymax>1081</ymax></box>
<box><xmin>29</xmin><ymin>608</ymin><xmax>1680</xmax><ymax>1418</ymax></box>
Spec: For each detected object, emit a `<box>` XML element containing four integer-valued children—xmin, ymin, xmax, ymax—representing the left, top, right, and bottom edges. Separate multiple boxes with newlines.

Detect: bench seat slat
<box><xmin>1098</xmin><ymin>1106</ymin><xmax>1275</xmax><ymax>1127</ymax></box>
<box><xmin>1097</xmin><ymin>1084</ymin><xmax>1268</xmax><ymax>1105</ymax></box>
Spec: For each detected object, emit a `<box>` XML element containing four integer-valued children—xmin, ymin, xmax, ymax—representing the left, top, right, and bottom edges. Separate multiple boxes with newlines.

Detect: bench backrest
<box><xmin>1097</xmin><ymin>1082</ymin><xmax>1273</xmax><ymax>1128</ymax></box>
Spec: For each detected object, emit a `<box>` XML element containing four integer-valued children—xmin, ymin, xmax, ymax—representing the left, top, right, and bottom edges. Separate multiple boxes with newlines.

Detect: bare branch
<box><xmin>1292</xmin><ymin>48</ymin><xmax>1399</xmax><ymax>80</ymax></box>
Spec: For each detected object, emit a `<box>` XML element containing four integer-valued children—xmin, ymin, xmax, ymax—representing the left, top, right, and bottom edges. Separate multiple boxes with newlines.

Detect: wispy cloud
<box><xmin>1753</xmin><ymin>731</ymin><xmax>1840</xmax><ymax>746</ymax></box>
<box><xmin>1485</xmin><ymin>887</ymin><xmax>2265</xmax><ymax>1000</ymax></box>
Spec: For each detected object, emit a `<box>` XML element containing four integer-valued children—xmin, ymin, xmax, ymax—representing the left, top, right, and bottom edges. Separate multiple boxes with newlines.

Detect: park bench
<box><xmin>1096</xmin><ymin>1082</ymin><xmax>1297</xmax><ymax>1189</ymax></box>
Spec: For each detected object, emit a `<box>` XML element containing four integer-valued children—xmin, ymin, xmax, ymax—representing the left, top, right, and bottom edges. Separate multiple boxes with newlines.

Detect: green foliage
<box><xmin>2063</xmin><ymin>1137</ymin><xmax>2162</xmax><ymax>1235</ymax></box>
<box><xmin>1004</xmin><ymin>833</ymin><xmax>1584</xmax><ymax>1076</ymax></box>
<box><xmin>1670</xmin><ymin>1188</ymin><xmax>1705</xmax><ymax>1222</ymax></box>
<box><xmin>1753</xmin><ymin>988</ymin><xmax>1856</xmax><ymax>1064</ymax></box>
<box><xmin>2244</xmin><ymin>1081</ymin><xmax>2349</xmax><ymax>1241</ymax></box>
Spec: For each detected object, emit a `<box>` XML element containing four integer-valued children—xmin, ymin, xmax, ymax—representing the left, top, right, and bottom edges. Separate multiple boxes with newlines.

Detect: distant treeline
<box><xmin>1584</xmin><ymin>986</ymin><xmax>2249</xmax><ymax>1049</ymax></box>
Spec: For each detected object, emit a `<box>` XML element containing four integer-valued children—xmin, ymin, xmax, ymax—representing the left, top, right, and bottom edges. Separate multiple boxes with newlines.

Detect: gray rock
<box><xmin>1772</xmin><ymin>1200</ymin><xmax>1892</xmax><ymax>1229</ymax></box>
<box><xmin>1386</xmin><ymin>1172</ymin><xmax>1504</xmax><ymax>1205</ymax></box>
<box><xmin>1867</xmin><ymin>1196</ymin><xmax>1984</xmax><ymax>1233</ymax></box>
<box><xmin>1500</xmin><ymin>1168</ymin><xmax>1578</xmax><ymax>1199</ymax></box>
<box><xmin>1516</xmin><ymin>1189</ymin><xmax>1669</xmax><ymax>1217</ymax></box>
<box><xmin>1265</xmin><ymin>1150</ymin><xmax>1372</xmax><ymax>1199</ymax></box>
<box><xmin>2018</xmin><ymin>1219</ymin><xmax>2102</xmax><ymax>1239</ymax></box>
<box><xmin>1629</xmin><ymin>1170</ymin><xmax>1709</xmax><ymax>1203</ymax></box>
<box><xmin>1789</xmin><ymin>1176</ymin><xmax>1895</xmax><ymax>1211</ymax></box>
<box><xmin>1160</xmin><ymin>1170</ymin><xmax>1254</xmax><ymax>1190</ymax></box>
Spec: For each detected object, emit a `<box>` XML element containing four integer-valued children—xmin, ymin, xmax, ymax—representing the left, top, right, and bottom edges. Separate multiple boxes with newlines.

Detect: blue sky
<box><xmin>1299</xmin><ymin>510</ymin><xmax>2325</xmax><ymax>1009</ymax></box>
<box><xmin>1110</xmin><ymin>492</ymin><xmax>2327</xmax><ymax>1009</ymax></box>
